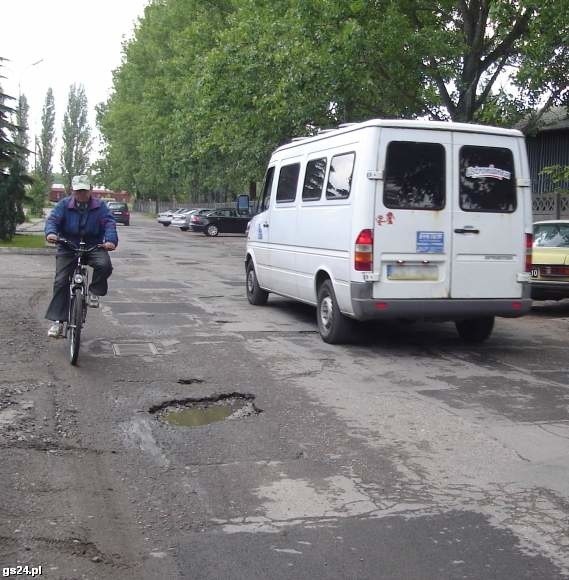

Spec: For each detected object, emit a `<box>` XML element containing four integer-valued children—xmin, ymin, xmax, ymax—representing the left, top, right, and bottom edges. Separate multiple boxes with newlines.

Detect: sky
<box><xmin>1</xmin><ymin>0</ymin><xmax>150</xmax><ymax>170</ymax></box>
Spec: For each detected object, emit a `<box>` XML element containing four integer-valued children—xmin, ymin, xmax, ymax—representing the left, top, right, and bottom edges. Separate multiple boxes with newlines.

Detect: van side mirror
<box><xmin>236</xmin><ymin>194</ymin><xmax>251</xmax><ymax>215</ymax></box>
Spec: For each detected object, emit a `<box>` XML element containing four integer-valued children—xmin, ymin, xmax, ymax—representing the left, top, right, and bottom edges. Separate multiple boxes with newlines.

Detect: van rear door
<box><xmin>450</xmin><ymin>133</ymin><xmax>523</xmax><ymax>298</ymax></box>
<box><xmin>373</xmin><ymin>129</ymin><xmax>452</xmax><ymax>299</ymax></box>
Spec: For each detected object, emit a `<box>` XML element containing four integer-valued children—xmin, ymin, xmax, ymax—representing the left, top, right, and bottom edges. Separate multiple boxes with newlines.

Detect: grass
<box><xmin>0</xmin><ymin>234</ymin><xmax>47</xmax><ymax>248</ymax></box>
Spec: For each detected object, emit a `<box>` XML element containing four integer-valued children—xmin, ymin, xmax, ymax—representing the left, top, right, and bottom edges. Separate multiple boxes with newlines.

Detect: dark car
<box><xmin>107</xmin><ymin>202</ymin><xmax>130</xmax><ymax>226</ymax></box>
<box><xmin>192</xmin><ymin>208</ymin><xmax>252</xmax><ymax>236</ymax></box>
<box><xmin>188</xmin><ymin>208</ymin><xmax>217</xmax><ymax>232</ymax></box>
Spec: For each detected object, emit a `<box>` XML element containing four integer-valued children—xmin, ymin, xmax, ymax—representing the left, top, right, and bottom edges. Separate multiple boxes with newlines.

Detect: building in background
<box><xmin>517</xmin><ymin>108</ymin><xmax>569</xmax><ymax>220</ymax></box>
<box><xmin>49</xmin><ymin>184</ymin><xmax>131</xmax><ymax>203</ymax></box>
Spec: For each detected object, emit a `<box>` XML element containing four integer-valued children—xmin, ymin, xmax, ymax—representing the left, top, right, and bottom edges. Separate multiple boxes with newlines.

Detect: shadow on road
<box><xmin>530</xmin><ymin>299</ymin><xmax>569</xmax><ymax>318</ymax></box>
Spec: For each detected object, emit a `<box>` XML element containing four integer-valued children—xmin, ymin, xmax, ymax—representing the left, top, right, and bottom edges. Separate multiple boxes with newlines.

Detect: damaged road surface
<box><xmin>1</xmin><ymin>216</ymin><xmax>569</xmax><ymax>579</ymax></box>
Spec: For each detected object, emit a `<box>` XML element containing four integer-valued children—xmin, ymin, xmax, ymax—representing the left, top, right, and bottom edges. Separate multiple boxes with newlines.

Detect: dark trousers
<box><xmin>45</xmin><ymin>249</ymin><xmax>113</xmax><ymax>321</ymax></box>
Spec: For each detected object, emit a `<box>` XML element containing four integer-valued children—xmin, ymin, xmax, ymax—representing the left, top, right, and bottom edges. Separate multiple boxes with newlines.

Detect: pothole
<box><xmin>177</xmin><ymin>378</ymin><xmax>204</xmax><ymax>385</ymax></box>
<box><xmin>150</xmin><ymin>393</ymin><xmax>262</xmax><ymax>427</ymax></box>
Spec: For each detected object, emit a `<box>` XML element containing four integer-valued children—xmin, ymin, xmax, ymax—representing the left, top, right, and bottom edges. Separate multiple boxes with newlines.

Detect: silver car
<box><xmin>157</xmin><ymin>208</ymin><xmax>188</xmax><ymax>227</ymax></box>
<box><xmin>171</xmin><ymin>209</ymin><xmax>198</xmax><ymax>231</ymax></box>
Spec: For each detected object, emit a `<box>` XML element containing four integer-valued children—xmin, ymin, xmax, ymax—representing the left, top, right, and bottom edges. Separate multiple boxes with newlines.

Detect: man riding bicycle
<box><xmin>45</xmin><ymin>175</ymin><xmax>118</xmax><ymax>337</ymax></box>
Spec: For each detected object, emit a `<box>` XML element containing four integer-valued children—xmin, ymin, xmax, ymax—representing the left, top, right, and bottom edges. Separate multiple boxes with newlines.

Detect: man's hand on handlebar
<box><xmin>45</xmin><ymin>236</ymin><xmax>115</xmax><ymax>251</ymax></box>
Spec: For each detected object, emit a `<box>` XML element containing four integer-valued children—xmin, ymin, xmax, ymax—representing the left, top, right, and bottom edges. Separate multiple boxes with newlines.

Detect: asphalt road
<box><xmin>1</xmin><ymin>214</ymin><xmax>569</xmax><ymax>580</ymax></box>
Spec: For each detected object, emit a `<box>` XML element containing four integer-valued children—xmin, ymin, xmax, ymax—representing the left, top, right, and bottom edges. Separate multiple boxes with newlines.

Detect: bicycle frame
<box><xmin>64</xmin><ymin>241</ymin><xmax>90</xmax><ymax>338</ymax></box>
<box><xmin>56</xmin><ymin>237</ymin><xmax>100</xmax><ymax>364</ymax></box>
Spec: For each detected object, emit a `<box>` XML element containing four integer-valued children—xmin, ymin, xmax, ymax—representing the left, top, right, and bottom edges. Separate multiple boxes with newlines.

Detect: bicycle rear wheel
<box><xmin>69</xmin><ymin>288</ymin><xmax>84</xmax><ymax>365</ymax></box>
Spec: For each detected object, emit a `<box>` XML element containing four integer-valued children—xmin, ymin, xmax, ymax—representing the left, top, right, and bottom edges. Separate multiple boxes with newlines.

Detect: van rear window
<box><xmin>459</xmin><ymin>146</ymin><xmax>516</xmax><ymax>212</ymax></box>
<box><xmin>384</xmin><ymin>142</ymin><xmax>445</xmax><ymax>210</ymax></box>
<box><xmin>276</xmin><ymin>163</ymin><xmax>300</xmax><ymax>203</ymax></box>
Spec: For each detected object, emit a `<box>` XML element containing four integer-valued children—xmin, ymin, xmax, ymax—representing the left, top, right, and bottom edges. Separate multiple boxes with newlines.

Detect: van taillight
<box><xmin>355</xmin><ymin>229</ymin><xmax>373</xmax><ymax>271</ymax></box>
<box><xmin>525</xmin><ymin>233</ymin><xmax>533</xmax><ymax>272</ymax></box>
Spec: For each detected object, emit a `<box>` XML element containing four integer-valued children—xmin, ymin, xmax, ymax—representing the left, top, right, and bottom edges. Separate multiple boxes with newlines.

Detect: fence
<box><xmin>133</xmin><ymin>199</ymin><xmax>246</xmax><ymax>214</ymax></box>
<box><xmin>532</xmin><ymin>193</ymin><xmax>569</xmax><ymax>221</ymax></box>
<box><xmin>135</xmin><ymin>194</ymin><xmax>569</xmax><ymax>221</ymax></box>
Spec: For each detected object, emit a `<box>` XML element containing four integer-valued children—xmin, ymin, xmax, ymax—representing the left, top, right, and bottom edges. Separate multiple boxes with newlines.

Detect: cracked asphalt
<box><xmin>1</xmin><ymin>214</ymin><xmax>569</xmax><ymax>579</ymax></box>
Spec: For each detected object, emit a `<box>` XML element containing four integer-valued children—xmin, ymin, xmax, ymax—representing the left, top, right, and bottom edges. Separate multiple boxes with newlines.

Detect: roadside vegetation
<box><xmin>96</xmin><ymin>0</ymin><xmax>568</xmax><ymax>201</ymax></box>
<box><xmin>0</xmin><ymin>233</ymin><xmax>46</xmax><ymax>248</ymax></box>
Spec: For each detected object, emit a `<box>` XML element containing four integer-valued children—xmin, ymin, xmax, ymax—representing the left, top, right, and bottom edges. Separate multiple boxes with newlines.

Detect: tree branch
<box><xmin>427</xmin><ymin>58</ymin><xmax>456</xmax><ymax>117</ymax></box>
<box><xmin>474</xmin><ymin>53</ymin><xmax>509</xmax><ymax>113</ymax></box>
<box><xmin>481</xmin><ymin>8</ymin><xmax>533</xmax><ymax>72</ymax></box>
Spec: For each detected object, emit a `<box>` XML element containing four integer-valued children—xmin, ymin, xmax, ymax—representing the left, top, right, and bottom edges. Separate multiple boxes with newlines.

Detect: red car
<box><xmin>107</xmin><ymin>202</ymin><xmax>130</xmax><ymax>226</ymax></box>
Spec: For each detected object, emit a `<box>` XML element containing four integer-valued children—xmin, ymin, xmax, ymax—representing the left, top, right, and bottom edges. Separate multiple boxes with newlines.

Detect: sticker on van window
<box><xmin>416</xmin><ymin>231</ymin><xmax>444</xmax><ymax>253</ymax></box>
<box><xmin>465</xmin><ymin>165</ymin><xmax>511</xmax><ymax>180</ymax></box>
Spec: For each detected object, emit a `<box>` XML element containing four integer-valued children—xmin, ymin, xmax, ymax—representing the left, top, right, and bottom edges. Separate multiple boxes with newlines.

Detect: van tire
<box><xmin>455</xmin><ymin>316</ymin><xmax>494</xmax><ymax>343</ymax></box>
<box><xmin>246</xmin><ymin>262</ymin><xmax>268</xmax><ymax>305</ymax></box>
<box><xmin>317</xmin><ymin>280</ymin><xmax>353</xmax><ymax>344</ymax></box>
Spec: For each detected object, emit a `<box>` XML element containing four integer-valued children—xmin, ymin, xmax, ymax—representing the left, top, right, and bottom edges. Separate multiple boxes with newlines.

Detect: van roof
<box><xmin>275</xmin><ymin>119</ymin><xmax>524</xmax><ymax>153</ymax></box>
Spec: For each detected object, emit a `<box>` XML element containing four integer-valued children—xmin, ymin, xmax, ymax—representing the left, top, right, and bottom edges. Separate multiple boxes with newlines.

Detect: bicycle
<box><xmin>56</xmin><ymin>237</ymin><xmax>101</xmax><ymax>365</ymax></box>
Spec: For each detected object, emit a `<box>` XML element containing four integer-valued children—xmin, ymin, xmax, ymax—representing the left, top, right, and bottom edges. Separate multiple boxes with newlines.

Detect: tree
<box><xmin>383</xmin><ymin>0</ymin><xmax>569</xmax><ymax>124</ymax></box>
<box><xmin>98</xmin><ymin>0</ymin><xmax>569</xmax><ymax>196</ymax></box>
<box><xmin>12</xmin><ymin>94</ymin><xmax>30</xmax><ymax>170</ymax></box>
<box><xmin>0</xmin><ymin>58</ymin><xmax>31</xmax><ymax>240</ymax></box>
<box><xmin>37</xmin><ymin>87</ymin><xmax>56</xmax><ymax>187</ymax></box>
<box><xmin>61</xmin><ymin>83</ymin><xmax>91</xmax><ymax>192</ymax></box>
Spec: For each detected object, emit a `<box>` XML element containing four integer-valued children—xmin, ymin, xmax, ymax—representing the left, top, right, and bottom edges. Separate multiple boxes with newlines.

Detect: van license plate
<box><xmin>387</xmin><ymin>265</ymin><xmax>438</xmax><ymax>281</ymax></box>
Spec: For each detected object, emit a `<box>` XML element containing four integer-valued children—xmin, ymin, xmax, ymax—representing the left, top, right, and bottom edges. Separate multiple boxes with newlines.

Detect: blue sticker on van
<box><xmin>417</xmin><ymin>231</ymin><xmax>444</xmax><ymax>253</ymax></box>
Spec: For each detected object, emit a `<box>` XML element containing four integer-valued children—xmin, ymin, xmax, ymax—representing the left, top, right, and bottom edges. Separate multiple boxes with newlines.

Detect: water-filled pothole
<box><xmin>150</xmin><ymin>393</ymin><xmax>261</xmax><ymax>427</ymax></box>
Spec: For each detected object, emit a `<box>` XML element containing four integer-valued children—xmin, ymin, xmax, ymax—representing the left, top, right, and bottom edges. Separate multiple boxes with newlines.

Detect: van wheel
<box><xmin>317</xmin><ymin>280</ymin><xmax>353</xmax><ymax>344</ymax></box>
<box><xmin>246</xmin><ymin>262</ymin><xmax>268</xmax><ymax>305</ymax></box>
<box><xmin>206</xmin><ymin>224</ymin><xmax>219</xmax><ymax>237</ymax></box>
<box><xmin>455</xmin><ymin>316</ymin><xmax>494</xmax><ymax>343</ymax></box>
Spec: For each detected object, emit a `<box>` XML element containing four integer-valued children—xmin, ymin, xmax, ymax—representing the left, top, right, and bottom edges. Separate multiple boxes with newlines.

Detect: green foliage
<box><xmin>13</xmin><ymin>94</ymin><xmax>30</xmax><ymax>170</ymax></box>
<box><xmin>540</xmin><ymin>165</ymin><xmax>569</xmax><ymax>193</ymax></box>
<box><xmin>37</xmin><ymin>88</ymin><xmax>56</xmax><ymax>187</ymax></box>
<box><xmin>61</xmin><ymin>84</ymin><xmax>91</xmax><ymax>192</ymax></box>
<box><xmin>0</xmin><ymin>59</ymin><xmax>31</xmax><ymax>241</ymax></box>
<box><xmin>97</xmin><ymin>0</ymin><xmax>568</xmax><ymax>197</ymax></box>
<box><xmin>27</xmin><ymin>174</ymin><xmax>48</xmax><ymax>217</ymax></box>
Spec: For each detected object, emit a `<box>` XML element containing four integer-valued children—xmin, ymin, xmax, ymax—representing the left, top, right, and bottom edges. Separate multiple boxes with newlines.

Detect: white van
<box><xmin>245</xmin><ymin>119</ymin><xmax>533</xmax><ymax>344</ymax></box>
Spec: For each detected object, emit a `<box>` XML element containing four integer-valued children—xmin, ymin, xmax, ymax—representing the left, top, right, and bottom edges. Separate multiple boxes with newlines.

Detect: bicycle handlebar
<box><xmin>54</xmin><ymin>237</ymin><xmax>103</xmax><ymax>253</ymax></box>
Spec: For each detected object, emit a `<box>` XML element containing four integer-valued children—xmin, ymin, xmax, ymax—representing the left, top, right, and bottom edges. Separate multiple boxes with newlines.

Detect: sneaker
<box><xmin>88</xmin><ymin>295</ymin><xmax>100</xmax><ymax>308</ymax></box>
<box><xmin>48</xmin><ymin>322</ymin><xmax>63</xmax><ymax>338</ymax></box>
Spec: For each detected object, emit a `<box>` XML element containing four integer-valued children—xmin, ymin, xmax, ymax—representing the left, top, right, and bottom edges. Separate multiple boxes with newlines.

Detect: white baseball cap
<box><xmin>72</xmin><ymin>175</ymin><xmax>91</xmax><ymax>191</ymax></box>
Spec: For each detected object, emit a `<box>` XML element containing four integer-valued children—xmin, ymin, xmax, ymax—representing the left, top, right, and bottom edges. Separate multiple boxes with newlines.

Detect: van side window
<box><xmin>302</xmin><ymin>158</ymin><xmax>327</xmax><ymax>201</ymax></box>
<box><xmin>260</xmin><ymin>166</ymin><xmax>275</xmax><ymax>212</ymax></box>
<box><xmin>384</xmin><ymin>142</ymin><xmax>445</xmax><ymax>210</ymax></box>
<box><xmin>326</xmin><ymin>153</ymin><xmax>355</xmax><ymax>200</ymax></box>
<box><xmin>276</xmin><ymin>163</ymin><xmax>300</xmax><ymax>203</ymax></box>
<box><xmin>459</xmin><ymin>146</ymin><xmax>516</xmax><ymax>212</ymax></box>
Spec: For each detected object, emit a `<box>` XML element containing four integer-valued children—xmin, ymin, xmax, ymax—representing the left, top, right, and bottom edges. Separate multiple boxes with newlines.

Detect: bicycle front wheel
<box><xmin>69</xmin><ymin>288</ymin><xmax>84</xmax><ymax>365</ymax></box>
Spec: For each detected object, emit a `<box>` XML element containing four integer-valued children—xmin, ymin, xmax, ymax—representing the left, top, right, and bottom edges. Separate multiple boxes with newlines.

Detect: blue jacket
<box><xmin>45</xmin><ymin>196</ymin><xmax>118</xmax><ymax>250</ymax></box>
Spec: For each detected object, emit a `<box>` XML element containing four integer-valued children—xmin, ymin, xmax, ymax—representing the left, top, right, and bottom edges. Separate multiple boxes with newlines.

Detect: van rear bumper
<box><xmin>350</xmin><ymin>283</ymin><xmax>531</xmax><ymax>320</ymax></box>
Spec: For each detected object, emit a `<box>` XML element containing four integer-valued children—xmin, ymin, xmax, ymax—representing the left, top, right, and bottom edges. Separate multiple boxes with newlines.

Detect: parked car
<box><xmin>530</xmin><ymin>220</ymin><xmax>569</xmax><ymax>300</ymax></box>
<box><xmin>157</xmin><ymin>208</ymin><xmax>187</xmax><ymax>227</ymax></box>
<box><xmin>192</xmin><ymin>208</ymin><xmax>253</xmax><ymax>236</ymax></box>
<box><xmin>171</xmin><ymin>209</ymin><xmax>197</xmax><ymax>230</ymax></box>
<box><xmin>107</xmin><ymin>202</ymin><xmax>130</xmax><ymax>226</ymax></box>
